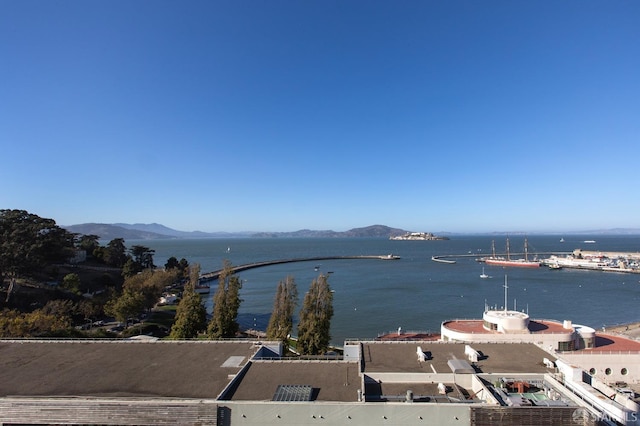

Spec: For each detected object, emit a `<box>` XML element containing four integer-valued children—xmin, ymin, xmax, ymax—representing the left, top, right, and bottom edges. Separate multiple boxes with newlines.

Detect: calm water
<box><xmin>130</xmin><ymin>235</ymin><xmax>640</xmax><ymax>344</ymax></box>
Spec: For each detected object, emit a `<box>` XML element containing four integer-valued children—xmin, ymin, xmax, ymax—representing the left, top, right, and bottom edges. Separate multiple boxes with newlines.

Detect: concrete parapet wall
<box><xmin>366</xmin><ymin>372</ymin><xmax>454</xmax><ymax>384</ymax></box>
<box><xmin>225</xmin><ymin>401</ymin><xmax>471</xmax><ymax>425</ymax></box>
<box><xmin>0</xmin><ymin>398</ymin><xmax>218</xmax><ymax>425</ymax></box>
<box><xmin>559</xmin><ymin>352</ymin><xmax>640</xmax><ymax>384</ymax></box>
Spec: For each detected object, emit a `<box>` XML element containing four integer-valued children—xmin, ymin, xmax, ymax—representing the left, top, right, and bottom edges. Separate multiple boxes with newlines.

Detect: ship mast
<box><xmin>506</xmin><ymin>238</ymin><xmax>510</xmax><ymax>261</ymax></box>
<box><xmin>524</xmin><ymin>238</ymin><xmax>529</xmax><ymax>262</ymax></box>
<box><xmin>503</xmin><ymin>275</ymin><xmax>508</xmax><ymax>312</ymax></box>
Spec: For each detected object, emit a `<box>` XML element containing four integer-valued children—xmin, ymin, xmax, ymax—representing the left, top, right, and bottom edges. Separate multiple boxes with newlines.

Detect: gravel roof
<box><xmin>0</xmin><ymin>340</ymin><xmax>259</xmax><ymax>398</ymax></box>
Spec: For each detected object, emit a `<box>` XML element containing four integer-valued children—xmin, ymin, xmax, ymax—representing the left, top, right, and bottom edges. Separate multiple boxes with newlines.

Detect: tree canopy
<box><xmin>0</xmin><ymin>307</ymin><xmax>71</xmax><ymax>337</ymax></box>
<box><xmin>169</xmin><ymin>263</ymin><xmax>207</xmax><ymax>339</ymax></box>
<box><xmin>104</xmin><ymin>269</ymin><xmax>178</xmax><ymax>323</ymax></box>
<box><xmin>121</xmin><ymin>245</ymin><xmax>156</xmax><ymax>278</ymax></box>
<box><xmin>266</xmin><ymin>276</ymin><xmax>298</xmax><ymax>346</ymax></box>
<box><xmin>207</xmin><ymin>261</ymin><xmax>242</xmax><ymax>338</ymax></box>
<box><xmin>0</xmin><ymin>209</ymin><xmax>75</xmax><ymax>279</ymax></box>
<box><xmin>103</xmin><ymin>238</ymin><xmax>127</xmax><ymax>267</ymax></box>
<box><xmin>76</xmin><ymin>234</ymin><xmax>100</xmax><ymax>255</ymax></box>
<box><xmin>296</xmin><ymin>274</ymin><xmax>333</xmax><ymax>355</ymax></box>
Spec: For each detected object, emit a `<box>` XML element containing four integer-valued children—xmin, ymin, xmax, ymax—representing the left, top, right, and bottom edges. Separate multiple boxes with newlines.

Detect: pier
<box><xmin>432</xmin><ymin>250</ymin><xmax>640</xmax><ymax>274</ymax></box>
<box><xmin>200</xmin><ymin>255</ymin><xmax>400</xmax><ymax>282</ymax></box>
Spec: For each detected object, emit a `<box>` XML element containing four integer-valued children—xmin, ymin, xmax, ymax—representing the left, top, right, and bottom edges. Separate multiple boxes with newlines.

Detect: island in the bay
<box><xmin>389</xmin><ymin>232</ymin><xmax>449</xmax><ymax>241</ymax></box>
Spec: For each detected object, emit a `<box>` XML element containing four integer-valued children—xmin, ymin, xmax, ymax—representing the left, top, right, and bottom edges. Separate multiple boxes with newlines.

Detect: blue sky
<box><xmin>1</xmin><ymin>1</ymin><xmax>639</xmax><ymax>233</ymax></box>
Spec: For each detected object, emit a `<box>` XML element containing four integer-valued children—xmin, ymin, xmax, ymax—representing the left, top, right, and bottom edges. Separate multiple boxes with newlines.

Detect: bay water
<box><xmin>130</xmin><ymin>235</ymin><xmax>640</xmax><ymax>345</ymax></box>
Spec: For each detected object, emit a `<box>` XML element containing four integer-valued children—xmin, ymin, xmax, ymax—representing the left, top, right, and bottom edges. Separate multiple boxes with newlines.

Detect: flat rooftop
<box><xmin>362</xmin><ymin>342</ymin><xmax>556</xmax><ymax>375</ymax></box>
<box><xmin>0</xmin><ymin>339</ymin><xmax>558</xmax><ymax>404</ymax></box>
<box><xmin>226</xmin><ymin>360</ymin><xmax>361</xmax><ymax>402</ymax></box>
<box><xmin>365</xmin><ymin>381</ymin><xmax>472</xmax><ymax>403</ymax></box>
<box><xmin>581</xmin><ymin>334</ymin><xmax>640</xmax><ymax>353</ymax></box>
<box><xmin>0</xmin><ymin>340</ymin><xmax>258</xmax><ymax>398</ymax></box>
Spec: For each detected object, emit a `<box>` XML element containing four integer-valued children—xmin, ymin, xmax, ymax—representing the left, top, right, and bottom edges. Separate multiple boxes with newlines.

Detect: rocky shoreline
<box><xmin>604</xmin><ymin>321</ymin><xmax>640</xmax><ymax>339</ymax></box>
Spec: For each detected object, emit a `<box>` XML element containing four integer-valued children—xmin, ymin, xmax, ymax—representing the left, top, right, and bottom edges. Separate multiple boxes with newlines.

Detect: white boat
<box><xmin>431</xmin><ymin>256</ymin><xmax>456</xmax><ymax>264</ymax></box>
<box><xmin>380</xmin><ymin>254</ymin><xmax>400</xmax><ymax>260</ymax></box>
<box><xmin>480</xmin><ymin>267</ymin><xmax>489</xmax><ymax>279</ymax></box>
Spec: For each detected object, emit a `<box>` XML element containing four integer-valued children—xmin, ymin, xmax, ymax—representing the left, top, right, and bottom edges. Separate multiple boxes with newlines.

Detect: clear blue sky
<box><xmin>2</xmin><ymin>1</ymin><xmax>639</xmax><ymax>233</ymax></box>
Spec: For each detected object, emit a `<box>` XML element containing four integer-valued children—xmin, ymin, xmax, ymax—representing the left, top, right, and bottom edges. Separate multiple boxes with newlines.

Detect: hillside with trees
<box><xmin>2</xmin><ymin>210</ymin><xmax>338</xmax><ymax>355</ymax></box>
<box><xmin>0</xmin><ymin>210</ymin><xmax>172</xmax><ymax>338</ymax></box>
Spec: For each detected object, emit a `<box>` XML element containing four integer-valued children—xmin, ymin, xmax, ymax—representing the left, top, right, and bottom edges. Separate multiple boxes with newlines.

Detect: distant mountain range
<box><xmin>62</xmin><ymin>222</ymin><xmax>640</xmax><ymax>241</ymax></box>
<box><xmin>252</xmin><ymin>225</ymin><xmax>409</xmax><ymax>238</ymax></box>
<box><xmin>62</xmin><ymin>223</ymin><xmax>411</xmax><ymax>240</ymax></box>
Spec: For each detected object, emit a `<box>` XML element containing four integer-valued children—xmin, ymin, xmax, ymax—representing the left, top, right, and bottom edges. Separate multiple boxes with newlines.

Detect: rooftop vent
<box><xmin>272</xmin><ymin>384</ymin><xmax>313</xmax><ymax>402</ymax></box>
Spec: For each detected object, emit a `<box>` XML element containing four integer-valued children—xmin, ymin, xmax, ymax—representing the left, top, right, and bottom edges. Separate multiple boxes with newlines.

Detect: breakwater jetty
<box><xmin>200</xmin><ymin>255</ymin><xmax>400</xmax><ymax>282</ymax></box>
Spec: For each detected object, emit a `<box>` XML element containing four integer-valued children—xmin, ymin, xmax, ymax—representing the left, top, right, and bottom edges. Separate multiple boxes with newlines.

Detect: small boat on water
<box><xmin>548</xmin><ymin>262</ymin><xmax>563</xmax><ymax>270</ymax></box>
<box><xmin>480</xmin><ymin>267</ymin><xmax>489</xmax><ymax>279</ymax></box>
<box><xmin>380</xmin><ymin>254</ymin><xmax>400</xmax><ymax>260</ymax></box>
<box><xmin>431</xmin><ymin>256</ymin><xmax>456</xmax><ymax>264</ymax></box>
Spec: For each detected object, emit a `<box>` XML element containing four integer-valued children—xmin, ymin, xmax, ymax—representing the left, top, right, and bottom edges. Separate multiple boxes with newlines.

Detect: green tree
<box><xmin>266</xmin><ymin>276</ymin><xmax>298</xmax><ymax>346</ymax></box>
<box><xmin>164</xmin><ymin>256</ymin><xmax>180</xmax><ymax>270</ymax></box>
<box><xmin>122</xmin><ymin>258</ymin><xmax>141</xmax><ymax>278</ymax></box>
<box><xmin>178</xmin><ymin>258</ymin><xmax>189</xmax><ymax>275</ymax></box>
<box><xmin>165</xmin><ymin>257</ymin><xmax>190</xmax><ymax>280</ymax></box>
<box><xmin>169</xmin><ymin>264</ymin><xmax>206</xmax><ymax>339</ymax></box>
<box><xmin>40</xmin><ymin>299</ymin><xmax>76</xmax><ymax>318</ymax></box>
<box><xmin>77</xmin><ymin>299</ymin><xmax>102</xmax><ymax>324</ymax></box>
<box><xmin>61</xmin><ymin>273</ymin><xmax>82</xmax><ymax>295</ymax></box>
<box><xmin>207</xmin><ymin>261</ymin><xmax>242</xmax><ymax>338</ymax></box>
<box><xmin>104</xmin><ymin>288</ymin><xmax>145</xmax><ymax>324</ymax></box>
<box><xmin>130</xmin><ymin>245</ymin><xmax>155</xmax><ymax>270</ymax></box>
<box><xmin>103</xmin><ymin>238</ymin><xmax>127</xmax><ymax>267</ymax></box>
<box><xmin>296</xmin><ymin>274</ymin><xmax>333</xmax><ymax>355</ymax></box>
<box><xmin>0</xmin><ymin>209</ymin><xmax>74</xmax><ymax>280</ymax></box>
<box><xmin>0</xmin><ymin>308</ymin><xmax>71</xmax><ymax>337</ymax></box>
<box><xmin>77</xmin><ymin>234</ymin><xmax>100</xmax><ymax>255</ymax></box>
<box><xmin>122</xmin><ymin>269</ymin><xmax>178</xmax><ymax>312</ymax></box>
